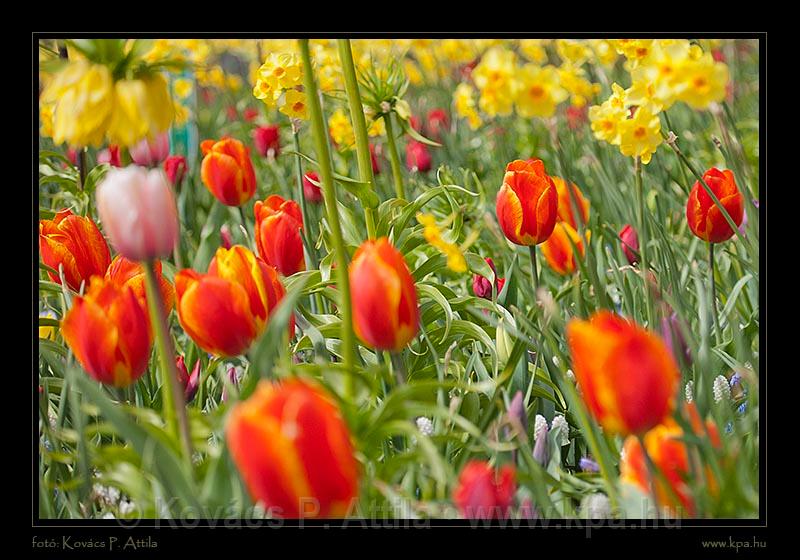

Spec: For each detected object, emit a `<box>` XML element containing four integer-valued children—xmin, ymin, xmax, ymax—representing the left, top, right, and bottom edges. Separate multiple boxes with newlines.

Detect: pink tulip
<box><xmin>96</xmin><ymin>166</ymin><xmax>179</xmax><ymax>261</ymax></box>
<box><xmin>97</xmin><ymin>145</ymin><xmax>121</xmax><ymax>167</ymax></box>
<box><xmin>619</xmin><ymin>224</ymin><xmax>639</xmax><ymax>266</ymax></box>
<box><xmin>129</xmin><ymin>132</ymin><xmax>170</xmax><ymax>167</ymax></box>
<box><xmin>406</xmin><ymin>140</ymin><xmax>432</xmax><ymax>173</ymax></box>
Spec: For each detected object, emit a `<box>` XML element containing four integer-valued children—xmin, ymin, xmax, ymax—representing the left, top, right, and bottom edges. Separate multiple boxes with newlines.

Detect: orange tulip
<box><xmin>226</xmin><ymin>378</ymin><xmax>359</xmax><ymax>518</ymax></box>
<box><xmin>175</xmin><ymin>245</ymin><xmax>289</xmax><ymax>357</ymax></box>
<box><xmin>254</xmin><ymin>195</ymin><xmax>305</xmax><ymax>277</ymax></box>
<box><xmin>541</xmin><ymin>222</ymin><xmax>587</xmax><ymax>276</ymax></box>
<box><xmin>566</xmin><ymin>310</ymin><xmax>680</xmax><ymax>435</ymax></box>
<box><xmin>495</xmin><ymin>159</ymin><xmax>558</xmax><ymax>246</ymax></box>
<box><xmin>39</xmin><ymin>209</ymin><xmax>111</xmax><ymax>292</ymax></box>
<box><xmin>61</xmin><ymin>277</ymin><xmax>152</xmax><ymax>386</ymax></box>
<box><xmin>552</xmin><ymin>176</ymin><xmax>589</xmax><ymax>229</ymax></box>
<box><xmin>105</xmin><ymin>255</ymin><xmax>175</xmax><ymax>315</ymax></box>
<box><xmin>686</xmin><ymin>168</ymin><xmax>744</xmax><ymax>243</ymax></box>
<box><xmin>200</xmin><ymin>137</ymin><xmax>257</xmax><ymax>206</ymax></box>
<box><xmin>621</xmin><ymin>403</ymin><xmax>721</xmax><ymax>517</ymax></box>
<box><xmin>349</xmin><ymin>237</ymin><xmax>419</xmax><ymax>351</ymax></box>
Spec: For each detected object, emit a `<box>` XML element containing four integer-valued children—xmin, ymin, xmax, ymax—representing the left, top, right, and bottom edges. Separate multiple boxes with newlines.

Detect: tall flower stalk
<box><xmin>383</xmin><ymin>112</ymin><xmax>406</xmax><ymax>200</ymax></box>
<box><xmin>299</xmin><ymin>39</ymin><xmax>357</xmax><ymax>397</ymax></box>
<box><xmin>337</xmin><ymin>39</ymin><xmax>377</xmax><ymax>239</ymax></box>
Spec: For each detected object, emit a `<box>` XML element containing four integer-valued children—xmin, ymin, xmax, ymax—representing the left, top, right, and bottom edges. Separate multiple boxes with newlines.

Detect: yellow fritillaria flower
<box><xmin>329</xmin><ymin>109</ymin><xmax>355</xmax><ymax>148</ymax></box>
<box><xmin>39</xmin><ymin>103</ymin><xmax>54</xmax><ymax>139</ymax></box>
<box><xmin>618</xmin><ymin>105</ymin><xmax>663</xmax><ymax>164</ymax></box>
<box><xmin>416</xmin><ymin>213</ymin><xmax>467</xmax><ymax>273</ymax></box>
<box><xmin>42</xmin><ymin>60</ymin><xmax>115</xmax><ymax>147</ymax></box>
<box><xmin>515</xmin><ymin>64</ymin><xmax>568</xmax><ymax>118</ymax></box>
<box><xmin>107</xmin><ymin>73</ymin><xmax>174</xmax><ymax>147</ymax></box>
<box><xmin>279</xmin><ymin>88</ymin><xmax>308</xmax><ymax>120</ymax></box>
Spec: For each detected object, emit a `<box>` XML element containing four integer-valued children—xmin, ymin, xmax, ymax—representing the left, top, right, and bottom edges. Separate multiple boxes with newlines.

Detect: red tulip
<box><xmin>686</xmin><ymin>168</ymin><xmax>744</xmax><ymax>243</ymax></box>
<box><xmin>302</xmin><ymin>171</ymin><xmax>323</xmax><ymax>203</ymax></box>
<box><xmin>254</xmin><ymin>195</ymin><xmax>306</xmax><ymax>276</ymax></box>
<box><xmin>369</xmin><ymin>143</ymin><xmax>381</xmax><ymax>175</ymax></box>
<box><xmin>426</xmin><ymin>108</ymin><xmax>449</xmax><ymax>139</ymax></box>
<box><xmin>495</xmin><ymin>159</ymin><xmax>558</xmax><ymax>246</ymax></box>
<box><xmin>405</xmin><ymin>140</ymin><xmax>432</xmax><ymax>173</ymax></box>
<box><xmin>164</xmin><ymin>155</ymin><xmax>188</xmax><ymax>187</ymax></box>
<box><xmin>200</xmin><ymin>137</ymin><xmax>257</xmax><ymax>207</ymax></box>
<box><xmin>254</xmin><ymin>125</ymin><xmax>281</xmax><ymax>158</ymax></box>
<box><xmin>472</xmin><ymin>257</ymin><xmax>506</xmax><ymax>300</ymax></box>
<box><xmin>619</xmin><ymin>224</ymin><xmax>639</xmax><ymax>265</ymax></box>
<box><xmin>453</xmin><ymin>461</ymin><xmax>516</xmax><ymax>520</ymax></box>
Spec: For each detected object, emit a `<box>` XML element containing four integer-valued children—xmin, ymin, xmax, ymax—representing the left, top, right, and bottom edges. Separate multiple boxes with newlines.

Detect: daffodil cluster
<box><xmin>328</xmin><ymin>108</ymin><xmax>385</xmax><ymax>150</ymax></box>
<box><xmin>589</xmin><ymin>39</ymin><xmax>730</xmax><ymax>163</ymax></box>
<box><xmin>252</xmin><ymin>53</ymin><xmax>307</xmax><ymax>120</ymax></box>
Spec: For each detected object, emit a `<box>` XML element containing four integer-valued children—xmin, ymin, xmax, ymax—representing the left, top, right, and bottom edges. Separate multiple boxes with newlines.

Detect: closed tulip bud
<box><xmin>532</xmin><ymin>419</ymin><xmax>549</xmax><ymax>465</ymax></box>
<box><xmin>686</xmin><ymin>168</ymin><xmax>744</xmax><ymax>243</ymax></box>
<box><xmin>453</xmin><ymin>461</ymin><xmax>516</xmax><ymax>520</ymax></box>
<box><xmin>619</xmin><ymin>224</ymin><xmax>639</xmax><ymax>265</ymax></box>
<box><xmin>349</xmin><ymin>237</ymin><xmax>419</xmax><ymax>352</ymax></box>
<box><xmin>496</xmin><ymin>159</ymin><xmax>558</xmax><ymax>246</ymax></box>
<box><xmin>129</xmin><ymin>132</ymin><xmax>170</xmax><ymax>167</ymax></box>
<box><xmin>40</xmin><ymin>209</ymin><xmax>111</xmax><ymax>292</ymax></box>
<box><xmin>621</xmin><ymin>403</ymin><xmax>720</xmax><ymax>517</ymax></box>
<box><xmin>405</xmin><ymin>140</ymin><xmax>432</xmax><ymax>173</ymax></box>
<box><xmin>426</xmin><ymin>108</ymin><xmax>449</xmax><ymax>140</ymax></box>
<box><xmin>567</xmin><ymin>311</ymin><xmax>680</xmax><ymax>435</ymax></box>
<box><xmin>227</xmin><ymin>379</ymin><xmax>359</xmax><ymax>518</ymax></box>
<box><xmin>253</xmin><ymin>125</ymin><xmax>281</xmax><ymax>158</ymax></box>
<box><xmin>302</xmin><ymin>171</ymin><xmax>323</xmax><ymax>203</ymax></box>
<box><xmin>200</xmin><ymin>137</ymin><xmax>257</xmax><ymax>206</ymax></box>
<box><xmin>221</xmin><ymin>365</ymin><xmax>240</xmax><ymax>403</ymax></box>
<box><xmin>243</xmin><ymin>107</ymin><xmax>259</xmax><ymax>122</ymax></box>
<box><xmin>472</xmin><ymin>257</ymin><xmax>506</xmax><ymax>300</ymax></box>
<box><xmin>369</xmin><ymin>143</ymin><xmax>381</xmax><ymax>175</ymax></box>
<box><xmin>163</xmin><ymin>155</ymin><xmax>188</xmax><ymax>188</ymax></box>
<box><xmin>553</xmin><ymin>176</ymin><xmax>589</xmax><ymax>229</ymax></box>
<box><xmin>96</xmin><ymin>166</ymin><xmax>179</xmax><ymax>261</ymax></box>
<box><xmin>220</xmin><ymin>224</ymin><xmax>233</xmax><ymax>249</ymax></box>
<box><xmin>175</xmin><ymin>245</ymin><xmax>289</xmax><ymax>357</ymax></box>
<box><xmin>62</xmin><ymin>277</ymin><xmax>152</xmax><ymax>386</ymax></box>
<box><xmin>254</xmin><ymin>195</ymin><xmax>306</xmax><ymax>276</ymax></box>
<box><xmin>175</xmin><ymin>356</ymin><xmax>201</xmax><ymax>403</ymax></box>
<box><xmin>105</xmin><ymin>255</ymin><xmax>175</xmax><ymax>315</ymax></box>
<box><xmin>97</xmin><ymin>145</ymin><xmax>121</xmax><ymax>167</ymax></box>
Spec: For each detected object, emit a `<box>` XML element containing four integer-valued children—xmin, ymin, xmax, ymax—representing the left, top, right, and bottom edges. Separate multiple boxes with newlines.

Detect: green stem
<box><xmin>389</xmin><ymin>351</ymin><xmax>407</xmax><ymax>386</ymax></box>
<box><xmin>662</xmin><ymin>110</ymin><xmax>691</xmax><ymax>191</ymax></box>
<box><xmin>383</xmin><ymin>112</ymin><xmax>406</xmax><ymax>200</ymax></box>
<box><xmin>336</xmin><ymin>39</ymin><xmax>377</xmax><ymax>240</ymax></box>
<box><xmin>528</xmin><ymin>245</ymin><xmax>539</xmax><ymax>296</ymax></box>
<box><xmin>77</xmin><ymin>148</ymin><xmax>87</xmax><ymax>192</ymax></box>
<box><xmin>634</xmin><ymin>157</ymin><xmax>652</xmax><ymax>326</ymax></box>
<box><xmin>143</xmin><ymin>261</ymin><xmax>193</xmax><ymax>466</ymax></box>
<box><xmin>291</xmin><ymin>123</ymin><xmax>319</xmax><ymax>269</ymax></box>
<box><xmin>708</xmin><ymin>242</ymin><xmax>721</xmax><ymax>346</ymax></box>
<box><xmin>299</xmin><ymin>39</ymin><xmax>356</xmax><ymax>398</ymax></box>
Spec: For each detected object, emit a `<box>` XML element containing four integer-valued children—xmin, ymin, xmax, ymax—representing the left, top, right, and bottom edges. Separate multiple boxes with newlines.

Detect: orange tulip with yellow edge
<box><xmin>495</xmin><ymin>159</ymin><xmax>558</xmax><ymax>246</ymax></box>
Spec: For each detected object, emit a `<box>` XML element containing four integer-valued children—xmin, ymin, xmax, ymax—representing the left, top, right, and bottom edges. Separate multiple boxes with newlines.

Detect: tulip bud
<box><xmin>349</xmin><ymin>237</ymin><xmax>419</xmax><ymax>352</ymax></box>
<box><xmin>163</xmin><ymin>155</ymin><xmax>188</xmax><ymax>190</ymax></box>
<box><xmin>176</xmin><ymin>356</ymin><xmax>201</xmax><ymax>403</ymax></box>
<box><xmin>254</xmin><ymin>195</ymin><xmax>306</xmax><ymax>276</ymax></box>
<box><xmin>496</xmin><ymin>159</ymin><xmax>558</xmax><ymax>246</ymax></box>
<box><xmin>405</xmin><ymin>140</ymin><xmax>432</xmax><ymax>172</ymax></box>
<box><xmin>226</xmin><ymin>379</ymin><xmax>359</xmax><ymax>518</ymax></box>
<box><xmin>567</xmin><ymin>311</ymin><xmax>679</xmax><ymax>435</ymax></box>
<box><xmin>426</xmin><ymin>108</ymin><xmax>449</xmax><ymax>140</ymax></box>
<box><xmin>97</xmin><ymin>145</ymin><xmax>121</xmax><ymax>167</ymax></box>
<box><xmin>541</xmin><ymin>222</ymin><xmax>586</xmax><ymax>276</ymax></box>
<box><xmin>686</xmin><ymin>168</ymin><xmax>744</xmax><ymax>243</ymax></box>
<box><xmin>532</xmin><ymin>417</ymin><xmax>549</xmax><ymax>465</ymax></box>
<box><xmin>221</xmin><ymin>366</ymin><xmax>240</xmax><ymax>403</ymax></box>
<box><xmin>302</xmin><ymin>171</ymin><xmax>323</xmax><ymax>203</ymax></box>
<box><xmin>96</xmin><ymin>166</ymin><xmax>179</xmax><ymax>262</ymax></box>
<box><xmin>472</xmin><ymin>257</ymin><xmax>506</xmax><ymax>300</ymax></box>
<box><xmin>619</xmin><ymin>224</ymin><xmax>640</xmax><ymax>265</ymax></box>
<box><xmin>453</xmin><ymin>460</ymin><xmax>516</xmax><ymax>520</ymax></box>
<box><xmin>243</xmin><ymin>107</ymin><xmax>259</xmax><ymax>122</ymax></box>
<box><xmin>369</xmin><ymin>143</ymin><xmax>381</xmax><ymax>175</ymax></box>
<box><xmin>220</xmin><ymin>224</ymin><xmax>233</xmax><ymax>249</ymax></box>
<box><xmin>254</xmin><ymin>125</ymin><xmax>281</xmax><ymax>158</ymax></box>
<box><xmin>39</xmin><ymin>209</ymin><xmax>111</xmax><ymax>292</ymax></box>
<box><xmin>200</xmin><ymin>138</ymin><xmax>257</xmax><ymax>207</ymax></box>
<box><xmin>129</xmin><ymin>132</ymin><xmax>170</xmax><ymax>167</ymax></box>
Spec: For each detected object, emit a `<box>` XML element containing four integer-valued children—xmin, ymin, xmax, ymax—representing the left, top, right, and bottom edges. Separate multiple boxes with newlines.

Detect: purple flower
<box><xmin>579</xmin><ymin>457</ymin><xmax>600</xmax><ymax>473</ymax></box>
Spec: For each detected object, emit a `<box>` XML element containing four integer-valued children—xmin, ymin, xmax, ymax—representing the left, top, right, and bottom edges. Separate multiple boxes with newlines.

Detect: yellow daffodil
<box><xmin>416</xmin><ymin>213</ymin><xmax>467</xmax><ymax>273</ymax></box>
<box><xmin>518</xmin><ymin>39</ymin><xmax>550</xmax><ymax>64</ymax></box>
<box><xmin>329</xmin><ymin>109</ymin><xmax>355</xmax><ymax>148</ymax></box>
<box><xmin>618</xmin><ymin>105</ymin><xmax>663</xmax><ymax>164</ymax></box>
<box><xmin>556</xmin><ymin>39</ymin><xmax>593</xmax><ymax>67</ymax></box>
<box><xmin>588</xmin><ymin>84</ymin><xmax>629</xmax><ymax>146</ymax></box>
<box><xmin>279</xmin><ymin>88</ymin><xmax>307</xmax><ymax>120</ymax></box>
<box><xmin>611</xmin><ymin>39</ymin><xmax>655</xmax><ymax>68</ymax></box>
<box><xmin>674</xmin><ymin>53</ymin><xmax>729</xmax><ymax>110</ymax></box>
<box><xmin>173</xmin><ymin>78</ymin><xmax>194</xmax><ymax>100</ymax></box>
<box><xmin>515</xmin><ymin>64</ymin><xmax>568</xmax><ymax>118</ymax></box>
<box><xmin>454</xmin><ymin>83</ymin><xmax>482</xmax><ymax>130</ymax></box>
<box><xmin>473</xmin><ymin>47</ymin><xmax>517</xmax><ymax>117</ymax></box>
<box><xmin>558</xmin><ymin>63</ymin><xmax>598</xmax><ymax>108</ymax></box>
